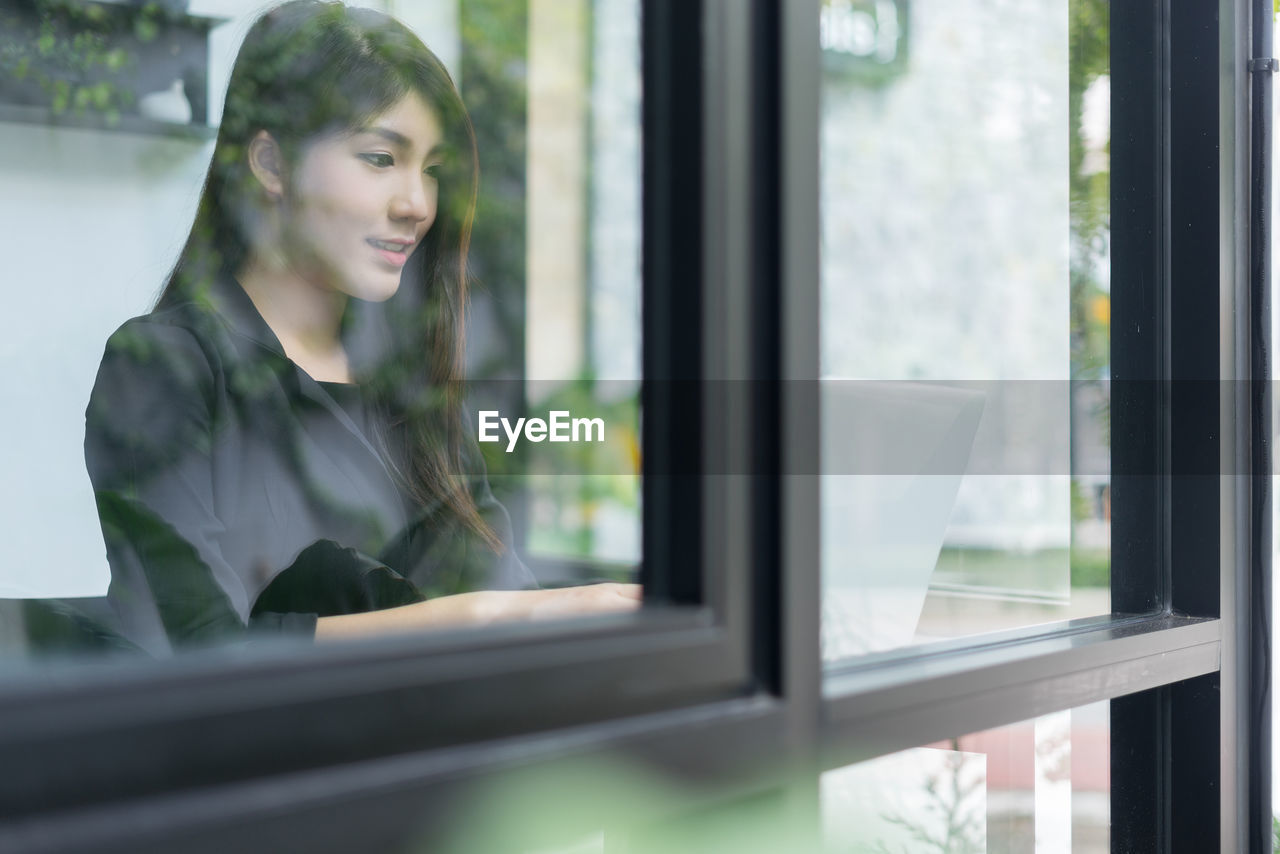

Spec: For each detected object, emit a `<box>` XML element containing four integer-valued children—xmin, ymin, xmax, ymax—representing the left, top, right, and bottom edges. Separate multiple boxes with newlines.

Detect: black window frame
<box><xmin>0</xmin><ymin>0</ymin><xmax>1272</xmax><ymax>850</ymax></box>
<box><xmin>806</xmin><ymin>0</ymin><xmax>1271</xmax><ymax>851</ymax></box>
<box><xmin>0</xmin><ymin>0</ymin><xmax>781</xmax><ymax>844</ymax></box>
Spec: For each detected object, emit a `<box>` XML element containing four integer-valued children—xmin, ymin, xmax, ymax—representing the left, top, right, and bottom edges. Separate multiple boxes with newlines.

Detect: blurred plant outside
<box><xmin>480</xmin><ymin>376</ymin><xmax>641</xmax><ymax>568</ymax></box>
<box><xmin>860</xmin><ymin>739</ymin><xmax>986</xmax><ymax>854</ymax></box>
<box><xmin>1066</xmin><ymin>0</ymin><xmax>1111</xmax><ymax>591</ymax></box>
<box><xmin>0</xmin><ymin>0</ymin><xmax>186</xmax><ymax>123</ymax></box>
<box><xmin>418</xmin><ymin>751</ymin><xmax>819</xmax><ymax>854</ymax></box>
<box><xmin>461</xmin><ymin>0</ymin><xmax>641</xmax><ymax>571</ymax></box>
<box><xmin>416</xmin><ymin>720</ymin><xmax>1093</xmax><ymax>853</ymax></box>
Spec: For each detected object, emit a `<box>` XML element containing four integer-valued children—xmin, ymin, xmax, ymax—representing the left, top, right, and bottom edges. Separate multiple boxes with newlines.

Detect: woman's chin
<box><xmin>348</xmin><ymin>278</ymin><xmax>402</xmax><ymax>303</ymax></box>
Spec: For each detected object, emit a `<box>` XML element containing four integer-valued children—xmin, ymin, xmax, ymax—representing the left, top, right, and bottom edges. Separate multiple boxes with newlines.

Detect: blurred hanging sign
<box><xmin>821</xmin><ymin>0</ymin><xmax>909</xmax><ymax>84</ymax></box>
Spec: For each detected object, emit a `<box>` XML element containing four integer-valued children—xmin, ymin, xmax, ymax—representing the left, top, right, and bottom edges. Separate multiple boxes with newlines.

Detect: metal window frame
<box><xmin>0</xmin><ymin>0</ymin><xmax>1272</xmax><ymax>850</ymax></box>
<box><xmin>794</xmin><ymin>1</ymin><xmax>1270</xmax><ymax>853</ymax></box>
<box><xmin>0</xmin><ymin>1</ymin><xmax>784</xmax><ymax>847</ymax></box>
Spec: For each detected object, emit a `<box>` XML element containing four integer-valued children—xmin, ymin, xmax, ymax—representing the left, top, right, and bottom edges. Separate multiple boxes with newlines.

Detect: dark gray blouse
<box><xmin>84</xmin><ymin>275</ymin><xmax>535</xmax><ymax>656</ymax></box>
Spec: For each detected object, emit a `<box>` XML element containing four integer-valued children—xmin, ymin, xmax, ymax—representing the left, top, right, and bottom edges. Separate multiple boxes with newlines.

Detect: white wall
<box><xmin>0</xmin><ymin>123</ymin><xmax>212</xmax><ymax>597</ymax></box>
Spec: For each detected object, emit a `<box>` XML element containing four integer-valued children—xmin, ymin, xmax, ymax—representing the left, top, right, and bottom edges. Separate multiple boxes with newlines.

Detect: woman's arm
<box><xmin>87</xmin><ymin>318</ymin><xmax>253</xmax><ymax>654</ymax></box>
<box><xmin>313</xmin><ymin>583</ymin><xmax>641</xmax><ymax>641</ymax></box>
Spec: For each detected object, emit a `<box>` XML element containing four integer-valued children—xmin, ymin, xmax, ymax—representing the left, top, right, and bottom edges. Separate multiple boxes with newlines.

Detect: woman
<box><xmin>84</xmin><ymin>0</ymin><xmax>638</xmax><ymax>656</ymax></box>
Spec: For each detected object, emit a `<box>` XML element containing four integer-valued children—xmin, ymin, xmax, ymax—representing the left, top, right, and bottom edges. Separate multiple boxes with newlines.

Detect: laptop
<box><xmin>820</xmin><ymin>380</ymin><xmax>985</xmax><ymax>660</ymax></box>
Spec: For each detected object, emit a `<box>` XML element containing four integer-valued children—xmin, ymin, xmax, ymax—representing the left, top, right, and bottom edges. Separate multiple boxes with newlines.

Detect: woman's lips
<box><xmin>375</xmin><ymin>247</ymin><xmax>407</xmax><ymax>266</ymax></box>
<box><xmin>368</xmin><ymin>238</ymin><xmax>411</xmax><ymax>267</ymax></box>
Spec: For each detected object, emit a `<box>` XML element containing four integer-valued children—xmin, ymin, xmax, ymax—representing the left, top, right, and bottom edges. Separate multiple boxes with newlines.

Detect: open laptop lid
<box><xmin>820</xmin><ymin>381</ymin><xmax>985</xmax><ymax>660</ymax></box>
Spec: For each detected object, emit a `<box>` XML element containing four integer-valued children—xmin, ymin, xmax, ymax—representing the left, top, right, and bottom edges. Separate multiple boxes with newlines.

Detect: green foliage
<box><xmin>21</xmin><ymin>598</ymin><xmax>140</xmax><ymax>656</ymax></box>
<box><xmin>1070</xmin><ymin>548</ymin><xmax>1111</xmax><ymax>589</ymax></box>
<box><xmin>134</xmin><ymin>14</ymin><xmax>160</xmax><ymax>44</ymax></box>
<box><xmin>1070</xmin><ymin>478</ymin><xmax>1093</xmax><ymax>522</ymax></box>
<box><xmin>471</xmin><ymin>401</ymin><xmax>639</xmax><ymax>563</ymax></box>
<box><xmin>458</xmin><ymin>0</ymin><xmax>642</xmax><ymax>562</ymax></box>
<box><xmin>459</xmin><ymin>0</ymin><xmax>529</xmax><ymax>384</ymax></box>
<box><xmin>457</xmin><ymin>0</ymin><xmax>538</xmax><ymax>536</ymax></box>
<box><xmin>95</xmin><ymin>490</ymin><xmax>243</xmax><ymax>646</ymax></box>
<box><xmin>1069</xmin><ymin>0</ymin><xmax>1111</xmax><ymax>384</ymax></box>
<box><xmin>482</xmin><ymin>374</ymin><xmax>641</xmax><ymax>560</ymax></box>
<box><xmin>934</xmin><ymin>546</ymin><xmax>1111</xmax><ymax>591</ymax></box>
<box><xmin>0</xmin><ymin>0</ymin><xmax>163</xmax><ymax>123</ymax></box>
<box><xmin>1070</xmin><ymin>480</ymin><xmax>1112</xmax><ymax>586</ymax></box>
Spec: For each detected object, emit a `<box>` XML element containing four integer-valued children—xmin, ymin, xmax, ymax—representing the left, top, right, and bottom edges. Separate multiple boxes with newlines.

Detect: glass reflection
<box><xmin>1</xmin><ymin>0</ymin><xmax>643</xmax><ymax>658</ymax></box>
<box><xmin>819</xmin><ymin>0</ymin><xmax>1112</xmax><ymax>659</ymax></box>
<box><xmin>822</xmin><ymin>701</ymin><xmax>1110</xmax><ymax>853</ymax></box>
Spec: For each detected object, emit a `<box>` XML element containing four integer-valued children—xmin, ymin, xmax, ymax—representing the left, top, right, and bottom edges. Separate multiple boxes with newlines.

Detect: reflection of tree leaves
<box><xmin>870</xmin><ymin>742</ymin><xmax>985</xmax><ymax>854</ymax></box>
<box><xmin>466</xmin><ymin>374</ymin><xmax>640</xmax><ymax>559</ymax></box>
<box><xmin>1068</xmin><ymin>0</ymin><xmax>1110</xmax><ymax>384</ymax></box>
<box><xmin>86</xmin><ymin>323</ymin><xmax>217</xmax><ymax>489</ymax></box>
<box><xmin>0</xmin><ymin>0</ymin><xmax>143</xmax><ymax>121</ymax></box>
<box><xmin>21</xmin><ymin>598</ymin><xmax>140</xmax><ymax>656</ymax></box>
<box><xmin>133</xmin><ymin>14</ymin><xmax>159</xmax><ymax>43</ymax></box>
<box><xmin>457</xmin><ymin>0</ymin><xmax>535</xmax><ymax>538</ymax></box>
<box><xmin>96</xmin><ymin>490</ymin><xmax>243</xmax><ymax>647</ymax></box>
<box><xmin>460</xmin><ymin>0</ymin><xmax>528</xmax><ymax>385</ymax></box>
<box><xmin>1034</xmin><ymin>722</ymin><xmax>1072</xmax><ymax>782</ymax></box>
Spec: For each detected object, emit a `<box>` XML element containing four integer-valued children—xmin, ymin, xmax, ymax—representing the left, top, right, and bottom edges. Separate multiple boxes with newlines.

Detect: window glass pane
<box><xmin>0</xmin><ymin>0</ymin><xmax>644</xmax><ymax>664</ymax></box>
<box><xmin>822</xmin><ymin>701</ymin><xmax>1111</xmax><ymax>852</ymax></box>
<box><xmin>819</xmin><ymin>0</ymin><xmax>1112</xmax><ymax>660</ymax></box>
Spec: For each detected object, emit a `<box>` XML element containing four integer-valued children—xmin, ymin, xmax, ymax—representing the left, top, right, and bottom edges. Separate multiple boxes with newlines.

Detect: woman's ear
<box><xmin>247</xmin><ymin>130</ymin><xmax>285</xmax><ymax>198</ymax></box>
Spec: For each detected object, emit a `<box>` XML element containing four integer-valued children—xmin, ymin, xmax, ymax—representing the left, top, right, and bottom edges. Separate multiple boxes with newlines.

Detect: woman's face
<box><xmin>277</xmin><ymin>93</ymin><xmax>445</xmax><ymax>303</ymax></box>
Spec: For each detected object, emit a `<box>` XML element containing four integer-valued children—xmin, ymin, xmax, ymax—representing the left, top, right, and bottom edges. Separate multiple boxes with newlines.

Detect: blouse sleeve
<box><xmin>84</xmin><ymin>318</ymin><xmax>315</xmax><ymax>654</ymax></box>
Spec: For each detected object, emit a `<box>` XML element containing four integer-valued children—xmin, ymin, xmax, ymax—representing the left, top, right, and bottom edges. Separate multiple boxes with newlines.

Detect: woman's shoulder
<box><xmin>86</xmin><ymin>305</ymin><xmax>226</xmax><ymax>488</ymax></box>
<box><xmin>104</xmin><ymin>295</ymin><xmax>218</xmax><ymax>352</ymax></box>
<box><xmin>98</xmin><ymin>288</ymin><xmax>239</xmax><ymax>381</ymax></box>
<box><xmin>92</xmin><ymin>302</ymin><xmax>226</xmax><ymax>419</ymax></box>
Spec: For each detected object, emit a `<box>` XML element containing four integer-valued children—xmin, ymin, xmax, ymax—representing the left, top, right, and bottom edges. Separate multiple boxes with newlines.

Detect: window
<box><xmin>0</xmin><ymin>0</ymin><xmax>649</xmax><ymax>653</ymax></box>
<box><xmin>0</xmin><ymin>0</ymin><xmax>1268</xmax><ymax>850</ymax></box>
<box><xmin>822</xmin><ymin>700</ymin><xmax>1111</xmax><ymax>852</ymax></box>
<box><xmin>0</xmin><ymin>0</ymin><xmax>757</xmax><ymax>827</ymax></box>
<box><xmin>819</xmin><ymin>0</ymin><xmax>1116</xmax><ymax>661</ymax></box>
<box><xmin>809</xmin><ymin>0</ymin><xmax>1264</xmax><ymax>849</ymax></box>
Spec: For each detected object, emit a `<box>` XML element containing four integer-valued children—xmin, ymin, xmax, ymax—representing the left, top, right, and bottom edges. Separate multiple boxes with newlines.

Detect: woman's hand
<box><xmin>465</xmin><ymin>583</ymin><xmax>642</xmax><ymax>624</ymax></box>
<box><xmin>522</xmin><ymin>583</ymin><xmax>643</xmax><ymax>621</ymax></box>
<box><xmin>315</xmin><ymin>583</ymin><xmax>642</xmax><ymax>641</ymax></box>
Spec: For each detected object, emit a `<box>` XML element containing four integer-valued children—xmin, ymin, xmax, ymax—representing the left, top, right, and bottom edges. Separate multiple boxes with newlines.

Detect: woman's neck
<box><xmin>236</xmin><ymin>254</ymin><xmax>353</xmax><ymax>383</ymax></box>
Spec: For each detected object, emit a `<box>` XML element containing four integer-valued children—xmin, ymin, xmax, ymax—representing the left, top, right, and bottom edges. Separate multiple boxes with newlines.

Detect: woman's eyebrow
<box><xmin>357</xmin><ymin>127</ymin><xmax>445</xmax><ymax>159</ymax></box>
<box><xmin>357</xmin><ymin>126</ymin><xmax>412</xmax><ymax>148</ymax></box>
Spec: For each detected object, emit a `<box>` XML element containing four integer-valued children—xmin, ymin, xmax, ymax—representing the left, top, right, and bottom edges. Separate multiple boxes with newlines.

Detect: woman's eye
<box><xmin>360</xmin><ymin>153</ymin><xmax>394</xmax><ymax>168</ymax></box>
<box><xmin>423</xmin><ymin>163</ymin><xmax>441</xmax><ymax>178</ymax></box>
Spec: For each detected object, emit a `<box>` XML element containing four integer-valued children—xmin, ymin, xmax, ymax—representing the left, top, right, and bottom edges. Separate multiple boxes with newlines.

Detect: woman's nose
<box><xmin>390</xmin><ymin>176</ymin><xmax>433</xmax><ymax>222</ymax></box>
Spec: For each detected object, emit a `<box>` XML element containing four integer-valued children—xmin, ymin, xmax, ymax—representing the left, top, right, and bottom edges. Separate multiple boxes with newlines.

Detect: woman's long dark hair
<box><xmin>160</xmin><ymin>0</ymin><xmax>500</xmax><ymax>551</ymax></box>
